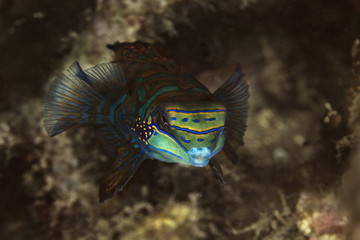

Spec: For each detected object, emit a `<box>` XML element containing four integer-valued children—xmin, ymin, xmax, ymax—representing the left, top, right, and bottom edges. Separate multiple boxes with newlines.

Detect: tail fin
<box><xmin>213</xmin><ymin>64</ymin><xmax>250</xmax><ymax>147</ymax></box>
<box><xmin>44</xmin><ymin>62</ymin><xmax>127</xmax><ymax>137</ymax></box>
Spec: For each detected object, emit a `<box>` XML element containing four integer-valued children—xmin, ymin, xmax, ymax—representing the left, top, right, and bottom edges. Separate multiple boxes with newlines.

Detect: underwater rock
<box><xmin>296</xmin><ymin>192</ymin><xmax>348</xmax><ymax>239</ymax></box>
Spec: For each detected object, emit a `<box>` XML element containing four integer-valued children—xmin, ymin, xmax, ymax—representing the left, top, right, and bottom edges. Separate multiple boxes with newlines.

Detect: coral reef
<box><xmin>1</xmin><ymin>0</ymin><xmax>360</xmax><ymax>239</ymax></box>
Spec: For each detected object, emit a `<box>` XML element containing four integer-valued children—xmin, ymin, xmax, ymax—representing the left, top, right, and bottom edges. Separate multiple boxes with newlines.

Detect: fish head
<box><xmin>147</xmin><ymin>102</ymin><xmax>227</xmax><ymax>167</ymax></box>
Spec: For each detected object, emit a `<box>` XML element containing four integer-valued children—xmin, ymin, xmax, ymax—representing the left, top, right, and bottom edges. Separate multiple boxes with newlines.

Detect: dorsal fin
<box><xmin>106</xmin><ymin>41</ymin><xmax>163</xmax><ymax>62</ymax></box>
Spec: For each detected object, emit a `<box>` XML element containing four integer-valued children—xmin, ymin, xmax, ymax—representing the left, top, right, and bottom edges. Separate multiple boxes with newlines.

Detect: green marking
<box><xmin>139</xmin><ymin>86</ymin><xmax>180</xmax><ymax>118</ymax></box>
<box><xmin>135</xmin><ymin>64</ymin><xmax>154</xmax><ymax>84</ymax></box>
<box><xmin>189</xmin><ymin>87</ymin><xmax>210</xmax><ymax>94</ymax></box>
<box><xmin>137</xmin><ymin>86</ymin><xmax>146</xmax><ymax>102</ymax></box>
<box><xmin>135</xmin><ymin>64</ymin><xmax>176</xmax><ymax>85</ymax></box>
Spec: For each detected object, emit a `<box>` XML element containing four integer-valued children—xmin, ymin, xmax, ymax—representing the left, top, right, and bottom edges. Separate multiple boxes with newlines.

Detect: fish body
<box><xmin>44</xmin><ymin>41</ymin><xmax>249</xmax><ymax>202</ymax></box>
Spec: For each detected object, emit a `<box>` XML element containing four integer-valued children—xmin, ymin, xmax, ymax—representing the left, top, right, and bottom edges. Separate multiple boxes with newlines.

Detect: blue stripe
<box><xmin>122</xmin><ymin>150</ymin><xmax>143</xmax><ymax>169</ymax></box>
<box><xmin>119</xmin><ymin>154</ymin><xmax>135</xmax><ymax>168</ymax></box>
<box><xmin>56</xmin><ymin>98</ymin><xmax>84</xmax><ymax>108</ymax></box>
<box><xmin>211</xmin><ymin>137</ymin><xmax>217</xmax><ymax>143</ymax></box>
<box><xmin>108</xmin><ymin>95</ymin><xmax>128</xmax><ymax>137</ymax></box>
<box><xmin>132</xmin><ymin>151</ymin><xmax>143</xmax><ymax>170</ymax></box>
<box><xmin>154</xmin><ymin>124</ymin><xmax>187</xmax><ymax>152</ymax></box>
<box><xmin>60</xmin><ymin>108</ymin><xmax>79</xmax><ymax>113</ymax></box>
<box><xmin>197</xmin><ymin>138</ymin><xmax>204</xmax><ymax>142</ymax></box>
<box><xmin>210</xmin><ymin>146</ymin><xmax>223</xmax><ymax>158</ymax></box>
<box><xmin>51</xmin><ymin>121</ymin><xmax>74</xmax><ymax>135</ymax></box>
<box><xmin>192</xmin><ymin>119</ymin><xmax>199</xmax><ymax>123</ymax></box>
<box><xmin>62</xmin><ymin>115</ymin><xmax>79</xmax><ymax>119</ymax></box>
<box><xmin>131</xmin><ymin>158</ymin><xmax>138</xmax><ymax>170</ymax></box>
<box><xmin>181</xmin><ymin>136</ymin><xmax>191</xmax><ymax>143</ymax></box>
<box><xmin>117</xmin><ymin>150</ymin><xmax>128</xmax><ymax>162</ymax></box>
<box><xmin>110</xmin><ymin>95</ymin><xmax>127</xmax><ymax>118</ymax></box>
<box><xmin>69</xmin><ymin>85</ymin><xmax>91</xmax><ymax>98</ymax></box>
<box><xmin>61</xmin><ymin>90</ymin><xmax>88</xmax><ymax>102</ymax></box>
<box><xmin>169</xmin><ymin>125</ymin><xmax>224</xmax><ymax>134</ymax></box>
<box><xmin>148</xmin><ymin>145</ymin><xmax>187</xmax><ymax>163</ymax></box>
<box><xmin>72</xmin><ymin>62</ymin><xmax>92</xmax><ymax>85</ymax></box>
<box><xmin>96</xmin><ymin>99</ymin><xmax>107</xmax><ymax>122</ymax></box>
<box><xmin>171</xmin><ymin>117</ymin><xmax>177</xmax><ymax>120</ymax></box>
<box><xmin>151</xmin><ymin>108</ymin><xmax>159</xmax><ymax>117</ymax></box>
<box><xmin>80</xmin><ymin>105</ymin><xmax>90</xmax><ymax>123</ymax></box>
<box><xmin>182</xmin><ymin>118</ymin><xmax>188</xmax><ymax>122</ymax></box>
<box><xmin>204</xmin><ymin>118</ymin><xmax>216</xmax><ymax>121</ymax></box>
<box><xmin>167</xmin><ymin>109</ymin><xmax>225</xmax><ymax>113</ymax></box>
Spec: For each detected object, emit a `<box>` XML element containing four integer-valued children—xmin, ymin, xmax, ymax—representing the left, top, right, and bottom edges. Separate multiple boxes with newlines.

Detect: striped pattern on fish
<box><xmin>44</xmin><ymin>41</ymin><xmax>250</xmax><ymax>202</ymax></box>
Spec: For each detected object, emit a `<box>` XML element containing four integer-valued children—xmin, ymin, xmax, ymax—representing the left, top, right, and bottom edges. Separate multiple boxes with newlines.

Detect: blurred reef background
<box><xmin>1</xmin><ymin>0</ymin><xmax>360</xmax><ymax>239</ymax></box>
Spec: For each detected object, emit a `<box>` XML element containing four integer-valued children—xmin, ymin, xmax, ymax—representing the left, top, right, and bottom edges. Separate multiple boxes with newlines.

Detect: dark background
<box><xmin>1</xmin><ymin>0</ymin><xmax>360</xmax><ymax>239</ymax></box>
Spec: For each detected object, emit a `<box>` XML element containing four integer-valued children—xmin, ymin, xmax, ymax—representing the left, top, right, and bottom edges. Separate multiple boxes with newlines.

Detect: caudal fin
<box><xmin>44</xmin><ymin>62</ymin><xmax>127</xmax><ymax>137</ymax></box>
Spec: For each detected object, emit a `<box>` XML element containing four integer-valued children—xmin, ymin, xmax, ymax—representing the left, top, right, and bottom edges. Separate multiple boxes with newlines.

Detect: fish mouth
<box><xmin>188</xmin><ymin>147</ymin><xmax>211</xmax><ymax>167</ymax></box>
<box><xmin>189</xmin><ymin>157</ymin><xmax>209</xmax><ymax>167</ymax></box>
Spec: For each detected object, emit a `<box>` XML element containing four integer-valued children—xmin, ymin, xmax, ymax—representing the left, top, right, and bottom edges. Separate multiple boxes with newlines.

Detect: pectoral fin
<box><xmin>209</xmin><ymin>158</ymin><xmax>226</xmax><ymax>184</ymax></box>
<box><xmin>213</xmin><ymin>64</ymin><xmax>250</xmax><ymax>147</ymax></box>
<box><xmin>222</xmin><ymin>142</ymin><xmax>239</xmax><ymax>164</ymax></box>
<box><xmin>99</xmin><ymin>144</ymin><xmax>145</xmax><ymax>203</ymax></box>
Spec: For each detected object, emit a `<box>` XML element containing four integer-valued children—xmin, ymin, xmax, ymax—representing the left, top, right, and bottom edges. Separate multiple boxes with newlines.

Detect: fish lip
<box><xmin>189</xmin><ymin>157</ymin><xmax>209</xmax><ymax>167</ymax></box>
<box><xmin>188</xmin><ymin>147</ymin><xmax>211</xmax><ymax>167</ymax></box>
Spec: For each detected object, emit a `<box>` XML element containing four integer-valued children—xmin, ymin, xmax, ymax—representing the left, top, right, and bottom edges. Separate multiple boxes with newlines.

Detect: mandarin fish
<box><xmin>44</xmin><ymin>41</ymin><xmax>249</xmax><ymax>202</ymax></box>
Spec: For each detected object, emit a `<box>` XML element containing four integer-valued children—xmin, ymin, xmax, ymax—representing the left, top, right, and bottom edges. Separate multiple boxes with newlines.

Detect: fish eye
<box><xmin>161</xmin><ymin>113</ymin><xmax>169</xmax><ymax>126</ymax></box>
